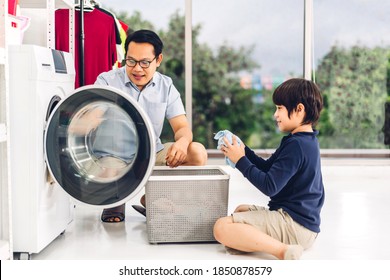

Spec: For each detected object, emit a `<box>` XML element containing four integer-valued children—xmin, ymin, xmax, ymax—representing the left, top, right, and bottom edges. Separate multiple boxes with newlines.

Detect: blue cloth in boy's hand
<box><xmin>214</xmin><ymin>130</ymin><xmax>242</xmax><ymax>168</ymax></box>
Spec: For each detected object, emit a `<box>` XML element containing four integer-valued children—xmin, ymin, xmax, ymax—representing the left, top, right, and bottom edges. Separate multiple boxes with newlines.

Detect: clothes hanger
<box><xmin>90</xmin><ymin>0</ymin><xmax>101</xmax><ymax>7</ymax></box>
<box><xmin>75</xmin><ymin>0</ymin><xmax>94</xmax><ymax>12</ymax></box>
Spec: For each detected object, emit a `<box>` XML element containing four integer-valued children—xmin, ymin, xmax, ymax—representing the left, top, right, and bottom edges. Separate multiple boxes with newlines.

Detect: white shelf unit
<box><xmin>0</xmin><ymin>239</ymin><xmax>10</xmax><ymax>260</ymax></box>
<box><xmin>0</xmin><ymin>47</ymin><xmax>5</xmax><ymax>64</ymax></box>
<box><xmin>0</xmin><ymin>0</ymin><xmax>75</xmax><ymax>260</ymax></box>
<box><xmin>19</xmin><ymin>0</ymin><xmax>74</xmax><ymax>8</ymax></box>
<box><xmin>1</xmin><ymin>0</ymin><xmax>12</xmax><ymax>261</ymax></box>
<box><xmin>0</xmin><ymin>123</ymin><xmax>6</xmax><ymax>144</ymax></box>
<box><xmin>19</xmin><ymin>0</ymin><xmax>75</xmax><ymax>49</ymax></box>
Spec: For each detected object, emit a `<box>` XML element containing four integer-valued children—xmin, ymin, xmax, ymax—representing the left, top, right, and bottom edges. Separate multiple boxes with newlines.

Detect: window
<box><xmin>97</xmin><ymin>0</ymin><xmax>390</xmax><ymax>150</ymax></box>
<box><xmin>314</xmin><ymin>0</ymin><xmax>390</xmax><ymax>148</ymax></box>
<box><xmin>192</xmin><ymin>0</ymin><xmax>303</xmax><ymax>148</ymax></box>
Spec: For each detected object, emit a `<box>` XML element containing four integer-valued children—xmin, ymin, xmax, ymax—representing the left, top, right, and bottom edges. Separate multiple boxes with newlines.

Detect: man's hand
<box><xmin>165</xmin><ymin>137</ymin><xmax>190</xmax><ymax>167</ymax></box>
<box><xmin>167</xmin><ymin>115</ymin><xmax>193</xmax><ymax>167</ymax></box>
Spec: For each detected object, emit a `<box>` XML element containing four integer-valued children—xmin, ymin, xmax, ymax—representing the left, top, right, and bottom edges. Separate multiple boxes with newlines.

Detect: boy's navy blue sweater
<box><xmin>235</xmin><ymin>131</ymin><xmax>325</xmax><ymax>233</ymax></box>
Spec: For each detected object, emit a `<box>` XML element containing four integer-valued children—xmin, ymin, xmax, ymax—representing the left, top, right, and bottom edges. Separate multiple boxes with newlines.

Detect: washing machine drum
<box><xmin>45</xmin><ymin>85</ymin><xmax>156</xmax><ymax>207</ymax></box>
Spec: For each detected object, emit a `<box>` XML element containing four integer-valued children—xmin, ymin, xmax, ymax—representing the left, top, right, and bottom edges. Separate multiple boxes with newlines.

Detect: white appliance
<box><xmin>8</xmin><ymin>45</ymin><xmax>156</xmax><ymax>259</ymax></box>
<box><xmin>9</xmin><ymin>45</ymin><xmax>75</xmax><ymax>259</ymax></box>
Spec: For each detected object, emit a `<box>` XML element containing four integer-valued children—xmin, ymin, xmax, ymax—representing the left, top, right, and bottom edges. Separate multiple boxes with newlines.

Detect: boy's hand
<box><xmin>221</xmin><ymin>135</ymin><xmax>245</xmax><ymax>164</ymax></box>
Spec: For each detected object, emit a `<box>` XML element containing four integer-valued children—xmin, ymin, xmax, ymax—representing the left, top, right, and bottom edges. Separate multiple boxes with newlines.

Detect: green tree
<box><xmin>192</xmin><ymin>42</ymin><xmax>260</xmax><ymax>148</ymax></box>
<box><xmin>316</xmin><ymin>45</ymin><xmax>389</xmax><ymax>148</ymax></box>
<box><xmin>247</xmin><ymin>88</ymin><xmax>284</xmax><ymax>149</ymax></box>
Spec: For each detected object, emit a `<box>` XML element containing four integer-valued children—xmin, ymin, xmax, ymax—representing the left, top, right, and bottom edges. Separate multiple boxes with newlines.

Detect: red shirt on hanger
<box><xmin>55</xmin><ymin>8</ymin><xmax>117</xmax><ymax>88</ymax></box>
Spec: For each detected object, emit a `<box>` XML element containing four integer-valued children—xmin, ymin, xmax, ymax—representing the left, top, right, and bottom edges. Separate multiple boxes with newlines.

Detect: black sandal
<box><xmin>131</xmin><ymin>205</ymin><xmax>146</xmax><ymax>217</ymax></box>
<box><xmin>101</xmin><ymin>204</ymin><xmax>125</xmax><ymax>223</ymax></box>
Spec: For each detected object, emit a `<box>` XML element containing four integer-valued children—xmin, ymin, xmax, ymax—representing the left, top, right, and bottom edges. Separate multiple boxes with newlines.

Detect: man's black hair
<box><xmin>124</xmin><ymin>29</ymin><xmax>163</xmax><ymax>57</ymax></box>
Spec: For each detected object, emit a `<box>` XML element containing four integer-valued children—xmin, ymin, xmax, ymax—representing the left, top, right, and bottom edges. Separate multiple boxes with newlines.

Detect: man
<box><xmin>95</xmin><ymin>29</ymin><xmax>207</xmax><ymax>222</ymax></box>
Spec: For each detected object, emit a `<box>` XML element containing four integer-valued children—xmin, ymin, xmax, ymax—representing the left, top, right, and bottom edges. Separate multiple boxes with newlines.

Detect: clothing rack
<box><xmin>79</xmin><ymin>0</ymin><xmax>85</xmax><ymax>86</ymax></box>
<box><xmin>75</xmin><ymin>0</ymin><xmax>100</xmax><ymax>87</ymax></box>
<box><xmin>63</xmin><ymin>0</ymin><xmax>117</xmax><ymax>88</ymax></box>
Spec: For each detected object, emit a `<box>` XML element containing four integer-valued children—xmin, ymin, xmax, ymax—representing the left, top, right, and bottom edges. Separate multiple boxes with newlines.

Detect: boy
<box><xmin>214</xmin><ymin>78</ymin><xmax>324</xmax><ymax>260</ymax></box>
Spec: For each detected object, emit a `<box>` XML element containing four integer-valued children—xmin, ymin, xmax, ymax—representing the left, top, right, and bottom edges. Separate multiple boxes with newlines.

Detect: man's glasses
<box><xmin>125</xmin><ymin>57</ymin><xmax>157</xmax><ymax>68</ymax></box>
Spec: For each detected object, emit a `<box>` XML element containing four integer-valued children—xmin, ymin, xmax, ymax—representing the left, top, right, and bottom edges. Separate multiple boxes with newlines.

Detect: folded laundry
<box><xmin>214</xmin><ymin>130</ymin><xmax>242</xmax><ymax>168</ymax></box>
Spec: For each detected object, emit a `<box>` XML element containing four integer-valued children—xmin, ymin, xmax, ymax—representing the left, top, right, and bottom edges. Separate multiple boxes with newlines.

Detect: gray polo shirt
<box><xmin>95</xmin><ymin>67</ymin><xmax>185</xmax><ymax>153</ymax></box>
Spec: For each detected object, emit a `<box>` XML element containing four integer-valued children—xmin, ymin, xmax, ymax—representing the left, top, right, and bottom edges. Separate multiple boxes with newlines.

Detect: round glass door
<box><xmin>45</xmin><ymin>85</ymin><xmax>155</xmax><ymax>207</ymax></box>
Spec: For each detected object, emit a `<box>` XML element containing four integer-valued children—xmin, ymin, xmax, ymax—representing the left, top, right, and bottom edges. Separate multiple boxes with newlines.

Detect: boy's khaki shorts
<box><xmin>232</xmin><ymin>205</ymin><xmax>317</xmax><ymax>249</ymax></box>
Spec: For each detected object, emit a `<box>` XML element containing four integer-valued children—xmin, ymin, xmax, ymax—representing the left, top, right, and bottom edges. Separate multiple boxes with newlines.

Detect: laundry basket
<box><xmin>146</xmin><ymin>166</ymin><xmax>230</xmax><ymax>243</ymax></box>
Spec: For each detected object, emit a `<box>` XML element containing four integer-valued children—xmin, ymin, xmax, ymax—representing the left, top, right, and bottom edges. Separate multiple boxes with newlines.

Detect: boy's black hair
<box><xmin>124</xmin><ymin>29</ymin><xmax>163</xmax><ymax>57</ymax></box>
<box><xmin>272</xmin><ymin>78</ymin><xmax>323</xmax><ymax>126</ymax></box>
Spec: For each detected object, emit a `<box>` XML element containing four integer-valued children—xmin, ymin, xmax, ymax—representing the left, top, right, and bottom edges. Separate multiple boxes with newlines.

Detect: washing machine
<box><xmin>8</xmin><ymin>45</ymin><xmax>156</xmax><ymax>259</ymax></box>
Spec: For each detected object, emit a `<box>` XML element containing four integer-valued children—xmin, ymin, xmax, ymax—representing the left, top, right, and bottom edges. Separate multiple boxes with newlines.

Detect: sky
<box><xmin>97</xmin><ymin>0</ymin><xmax>390</xmax><ymax>78</ymax></box>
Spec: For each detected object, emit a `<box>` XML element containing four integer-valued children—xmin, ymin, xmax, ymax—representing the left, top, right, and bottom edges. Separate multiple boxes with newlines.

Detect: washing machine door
<box><xmin>45</xmin><ymin>85</ymin><xmax>156</xmax><ymax>207</ymax></box>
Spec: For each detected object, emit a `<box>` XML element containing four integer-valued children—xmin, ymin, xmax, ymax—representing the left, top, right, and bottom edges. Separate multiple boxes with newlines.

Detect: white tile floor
<box><xmin>27</xmin><ymin>159</ymin><xmax>390</xmax><ymax>260</ymax></box>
